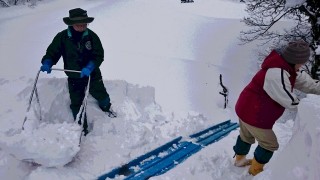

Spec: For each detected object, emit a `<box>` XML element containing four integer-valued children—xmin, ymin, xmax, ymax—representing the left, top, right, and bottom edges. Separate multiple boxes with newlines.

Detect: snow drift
<box><xmin>256</xmin><ymin>94</ymin><xmax>320</xmax><ymax>180</ymax></box>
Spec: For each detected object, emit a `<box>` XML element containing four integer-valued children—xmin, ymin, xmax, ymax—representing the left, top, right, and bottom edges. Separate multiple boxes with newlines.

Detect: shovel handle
<box><xmin>22</xmin><ymin>68</ymin><xmax>85</xmax><ymax>130</ymax></box>
<box><xmin>51</xmin><ymin>68</ymin><xmax>81</xmax><ymax>73</ymax></box>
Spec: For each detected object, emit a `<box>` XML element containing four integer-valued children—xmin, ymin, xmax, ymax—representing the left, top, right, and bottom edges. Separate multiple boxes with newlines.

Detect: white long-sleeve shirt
<box><xmin>264</xmin><ymin>68</ymin><xmax>320</xmax><ymax>110</ymax></box>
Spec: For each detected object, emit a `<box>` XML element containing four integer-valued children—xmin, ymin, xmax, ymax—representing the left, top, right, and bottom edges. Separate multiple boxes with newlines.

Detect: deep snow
<box><xmin>0</xmin><ymin>0</ymin><xmax>319</xmax><ymax>179</ymax></box>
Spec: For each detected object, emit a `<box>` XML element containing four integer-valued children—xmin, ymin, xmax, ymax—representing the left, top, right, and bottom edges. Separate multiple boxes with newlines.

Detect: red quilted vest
<box><xmin>235</xmin><ymin>50</ymin><xmax>297</xmax><ymax>129</ymax></box>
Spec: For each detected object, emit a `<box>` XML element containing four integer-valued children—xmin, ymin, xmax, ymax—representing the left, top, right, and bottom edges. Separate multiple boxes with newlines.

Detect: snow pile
<box><xmin>0</xmin><ymin>77</ymin><xmax>83</xmax><ymax>167</ymax></box>
<box><xmin>0</xmin><ymin>119</ymin><xmax>82</xmax><ymax>167</ymax></box>
<box><xmin>256</xmin><ymin>94</ymin><xmax>320</xmax><ymax>179</ymax></box>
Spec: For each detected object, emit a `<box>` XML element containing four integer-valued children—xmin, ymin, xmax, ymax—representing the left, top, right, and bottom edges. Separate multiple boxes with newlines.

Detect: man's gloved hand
<box><xmin>40</xmin><ymin>59</ymin><xmax>53</xmax><ymax>74</ymax></box>
<box><xmin>81</xmin><ymin>68</ymin><xmax>92</xmax><ymax>78</ymax></box>
<box><xmin>80</xmin><ymin>61</ymin><xmax>95</xmax><ymax>78</ymax></box>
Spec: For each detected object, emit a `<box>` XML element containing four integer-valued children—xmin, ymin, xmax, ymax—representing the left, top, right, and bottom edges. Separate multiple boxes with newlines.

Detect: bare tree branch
<box><xmin>0</xmin><ymin>0</ymin><xmax>10</xmax><ymax>7</ymax></box>
<box><xmin>240</xmin><ymin>0</ymin><xmax>320</xmax><ymax>78</ymax></box>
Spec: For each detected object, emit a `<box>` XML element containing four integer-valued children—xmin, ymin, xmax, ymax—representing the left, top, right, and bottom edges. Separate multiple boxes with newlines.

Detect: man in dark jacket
<box><xmin>232</xmin><ymin>40</ymin><xmax>320</xmax><ymax>176</ymax></box>
<box><xmin>40</xmin><ymin>8</ymin><xmax>116</xmax><ymax>135</ymax></box>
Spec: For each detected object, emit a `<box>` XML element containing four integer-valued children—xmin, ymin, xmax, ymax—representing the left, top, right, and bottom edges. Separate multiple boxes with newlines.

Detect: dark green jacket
<box><xmin>42</xmin><ymin>28</ymin><xmax>104</xmax><ymax>79</ymax></box>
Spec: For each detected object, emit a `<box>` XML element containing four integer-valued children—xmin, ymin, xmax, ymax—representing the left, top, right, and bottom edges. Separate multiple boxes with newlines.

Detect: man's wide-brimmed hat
<box><xmin>63</xmin><ymin>8</ymin><xmax>94</xmax><ymax>25</ymax></box>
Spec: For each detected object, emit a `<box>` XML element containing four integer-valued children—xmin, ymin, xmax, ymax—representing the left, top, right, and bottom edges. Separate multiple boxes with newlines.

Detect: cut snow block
<box><xmin>0</xmin><ymin>121</ymin><xmax>82</xmax><ymax>167</ymax></box>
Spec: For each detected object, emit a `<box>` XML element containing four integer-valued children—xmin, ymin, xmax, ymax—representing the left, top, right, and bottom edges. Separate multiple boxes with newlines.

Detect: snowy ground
<box><xmin>0</xmin><ymin>0</ymin><xmax>319</xmax><ymax>180</ymax></box>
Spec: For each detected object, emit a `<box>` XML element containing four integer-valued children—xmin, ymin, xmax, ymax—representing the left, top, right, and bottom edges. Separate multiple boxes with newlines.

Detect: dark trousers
<box><xmin>67</xmin><ymin>77</ymin><xmax>110</xmax><ymax>130</ymax></box>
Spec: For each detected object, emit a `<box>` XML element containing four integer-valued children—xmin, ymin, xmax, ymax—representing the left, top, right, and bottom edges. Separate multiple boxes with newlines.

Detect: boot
<box><xmin>234</xmin><ymin>155</ymin><xmax>252</xmax><ymax>167</ymax></box>
<box><xmin>248</xmin><ymin>158</ymin><xmax>265</xmax><ymax>176</ymax></box>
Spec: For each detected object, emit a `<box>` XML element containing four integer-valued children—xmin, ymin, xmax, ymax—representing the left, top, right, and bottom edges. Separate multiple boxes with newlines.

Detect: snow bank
<box><xmin>256</xmin><ymin>94</ymin><xmax>320</xmax><ymax>179</ymax></box>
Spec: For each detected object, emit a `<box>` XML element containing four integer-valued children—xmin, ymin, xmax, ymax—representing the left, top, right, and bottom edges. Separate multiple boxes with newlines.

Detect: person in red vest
<box><xmin>232</xmin><ymin>40</ymin><xmax>320</xmax><ymax>176</ymax></box>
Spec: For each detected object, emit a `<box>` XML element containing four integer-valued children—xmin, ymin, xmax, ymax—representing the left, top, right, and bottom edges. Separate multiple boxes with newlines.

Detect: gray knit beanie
<box><xmin>281</xmin><ymin>40</ymin><xmax>310</xmax><ymax>64</ymax></box>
